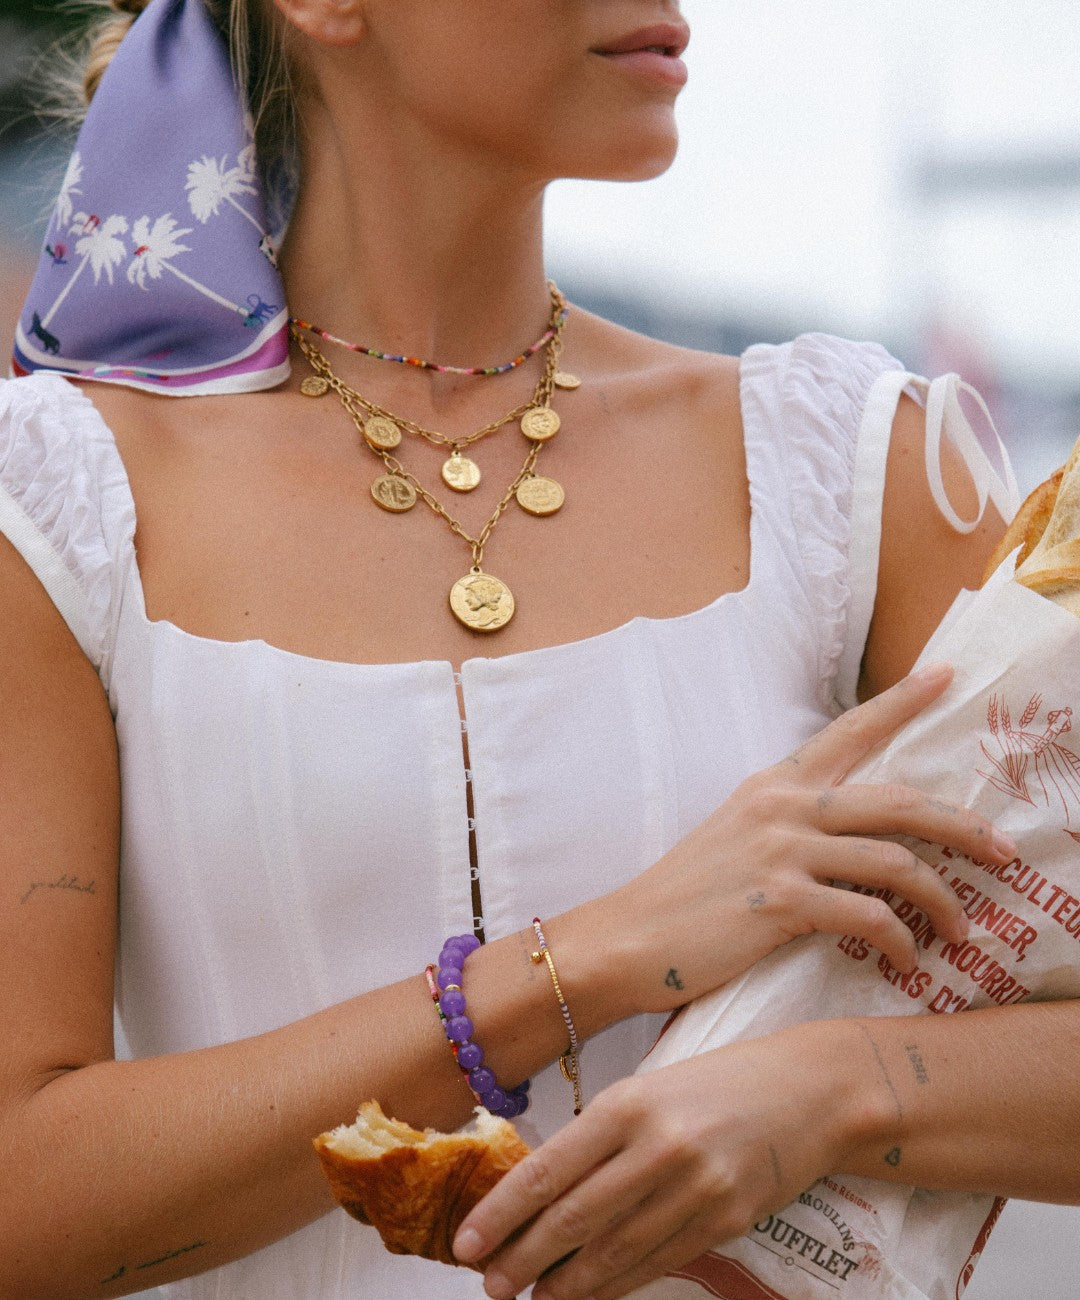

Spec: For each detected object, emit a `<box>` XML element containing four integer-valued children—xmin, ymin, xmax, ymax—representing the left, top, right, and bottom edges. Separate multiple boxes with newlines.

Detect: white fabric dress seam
<box><xmin>0</xmin><ymin>482</ymin><xmax>94</xmax><ymax>661</ymax></box>
<box><xmin>833</xmin><ymin>368</ymin><xmax>912</xmax><ymax>714</ymax></box>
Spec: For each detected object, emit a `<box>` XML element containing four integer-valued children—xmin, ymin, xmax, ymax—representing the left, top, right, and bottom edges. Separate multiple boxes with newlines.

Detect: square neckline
<box><xmin>69</xmin><ymin>360</ymin><xmax>765</xmax><ymax>677</ymax></box>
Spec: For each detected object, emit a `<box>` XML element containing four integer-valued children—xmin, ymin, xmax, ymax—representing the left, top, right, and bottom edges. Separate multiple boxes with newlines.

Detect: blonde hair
<box><xmin>76</xmin><ymin>0</ymin><xmax>297</xmax><ymax>172</ymax></box>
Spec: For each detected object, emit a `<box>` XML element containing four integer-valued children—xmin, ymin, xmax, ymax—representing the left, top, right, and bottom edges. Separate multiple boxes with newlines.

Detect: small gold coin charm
<box><xmin>516</xmin><ymin>475</ymin><xmax>565</xmax><ymax>516</ymax></box>
<box><xmin>553</xmin><ymin>372</ymin><xmax>582</xmax><ymax>390</ymax></box>
<box><xmin>364</xmin><ymin>415</ymin><xmax>403</xmax><ymax>450</ymax></box>
<box><xmin>442</xmin><ymin>453</ymin><xmax>482</xmax><ymax>492</ymax></box>
<box><xmin>371</xmin><ymin>474</ymin><xmax>417</xmax><ymax>513</ymax></box>
<box><xmin>449</xmin><ymin>570</ymin><xmax>515</xmax><ymax>632</ymax></box>
<box><xmin>521</xmin><ymin>406</ymin><xmax>561</xmax><ymax>442</ymax></box>
<box><xmin>300</xmin><ymin>376</ymin><xmax>330</xmax><ymax>398</ymax></box>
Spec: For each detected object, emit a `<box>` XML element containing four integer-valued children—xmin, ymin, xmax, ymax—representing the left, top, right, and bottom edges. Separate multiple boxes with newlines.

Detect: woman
<box><xmin>0</xmin><ymin>1</ymin><xmax>1073</xmax><ymax>1298</ymax></box>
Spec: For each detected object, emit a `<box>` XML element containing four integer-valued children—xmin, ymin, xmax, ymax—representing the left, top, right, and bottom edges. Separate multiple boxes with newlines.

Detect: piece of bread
<box><xmin>981</xmin><ymin>466</ymin><xmax>1064</xmax><ymax>582</ymax></box>
<box><xmin>979</xmin><ymin>434</ymin><xmax>1080</xmax><ymax>616</ymax></box>
<box><xmin>313</xmin><ymin>1101</ymin><xmax>530</xmax><ymax>1268</ymax></box>
<box><xmin>1010</xmin><ymin>439</ymin><xmax>1080</xmax><ymax>616</ymax></box>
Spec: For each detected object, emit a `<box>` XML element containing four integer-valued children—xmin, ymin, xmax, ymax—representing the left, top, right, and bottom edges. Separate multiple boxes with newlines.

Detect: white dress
<box><xmin>0</xmin><ymin>335</ymin><xmax>987</xmax><ymax>1298</ymax></box>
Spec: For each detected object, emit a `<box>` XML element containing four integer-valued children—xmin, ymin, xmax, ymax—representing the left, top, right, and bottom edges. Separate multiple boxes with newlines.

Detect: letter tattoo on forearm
<box><xmin>100</xmin><ymin>1241</ymin><xmax>209</xmax><ymax>1286</ymax></box>
<box><xmin>904</xmin><ymin>1043</ymin><xmax>930</xmax><ymax>1085</ymax></box>
<box><xmin>20</xmin><ymin>874</ymin><xmax>97</xmax><ymax>905</ymax></box>
<box><xmin>665</xmin><ymin>968</ymin><xmax>685</xmax><ymax>991</ymax></box>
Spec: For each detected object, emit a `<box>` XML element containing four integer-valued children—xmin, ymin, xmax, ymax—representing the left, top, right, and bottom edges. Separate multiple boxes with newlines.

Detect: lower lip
<box><xmin>595</xmin><ymin>50</ymin><xmax>689</xmax><ymax>88</ymax></box>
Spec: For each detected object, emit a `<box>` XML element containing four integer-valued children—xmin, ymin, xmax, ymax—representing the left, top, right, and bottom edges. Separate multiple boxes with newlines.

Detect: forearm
<box><xmin>0</xmin><ymin>911</ymin><xmax>628</xmax><ymax>1300</ymax></box>
<box><xmin>826</xmin><ymin>1000</ymin><xmax>1080</xmax><ymax>1202</ymax></box>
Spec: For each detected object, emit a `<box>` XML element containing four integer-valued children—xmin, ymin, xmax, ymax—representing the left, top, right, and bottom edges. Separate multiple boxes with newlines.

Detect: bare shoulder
<box><xmin>73</xmin><ymin>379</ymin><xmax>232</xmax><ymax>463</ymax></box>
<box><xmin>565</xmin><ymin>305</ymin><xmax>742</xmax><ymax>428</ymax></box>
<box><xmin>860</xmin><ymin>393</ymin><xmax>1009</xmax><ymax>699</ymax></box>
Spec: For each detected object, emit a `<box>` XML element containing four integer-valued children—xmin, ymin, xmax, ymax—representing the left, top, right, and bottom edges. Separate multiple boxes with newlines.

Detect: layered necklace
<box><xmin>292</xmin><ymin>283</ymin><xmax>581</xmax><ymax>632</ymax></box>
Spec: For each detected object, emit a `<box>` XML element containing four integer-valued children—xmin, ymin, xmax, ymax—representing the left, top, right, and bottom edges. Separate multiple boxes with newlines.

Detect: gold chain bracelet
<box><xmin>530</xmin><ymin>917</ymin><xmax>582</xmax><ymax>1115</ymax></box>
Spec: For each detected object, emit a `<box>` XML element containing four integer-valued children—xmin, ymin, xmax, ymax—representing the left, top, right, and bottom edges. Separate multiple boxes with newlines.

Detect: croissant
<box><xmin>313</xmin><ymin>1101</ymin><xmax>530</xmax><ymax>1268</ymax></box>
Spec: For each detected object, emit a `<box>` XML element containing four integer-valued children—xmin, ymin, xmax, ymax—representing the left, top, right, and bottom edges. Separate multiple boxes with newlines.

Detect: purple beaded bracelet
<box><xmin>428</xmin><ymin>934</ymin><xmax>530</xmax><ymax>1120</ymax></box>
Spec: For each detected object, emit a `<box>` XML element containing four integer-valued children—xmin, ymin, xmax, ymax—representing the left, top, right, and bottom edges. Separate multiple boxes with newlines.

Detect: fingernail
<box><xmin>952</xmin><ymin>913</ymin><xmax>970</xmax><ymax>942</ymax></box>
<box><xmin>993</xmin><ymin>830</ymin><xmax>1018</xmax><ymax>861</ymax></box>
<box><xmin>453</xmin><ymin>1226</ymin><xmax>483</xmax><ymax>1262</ymax></box>
<box><xmin>484</xmin><ymin>1272</ymin><xmax>516</xmax><ymax>1300</ymax></box>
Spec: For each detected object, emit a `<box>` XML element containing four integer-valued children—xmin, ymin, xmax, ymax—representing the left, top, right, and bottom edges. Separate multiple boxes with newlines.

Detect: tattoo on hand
<box><xmin>665</xmin><ymin>968</ymin><xmax>685</xmax><ymax>991</ymax></box>
<box><xmin>20</xmin><ymin>874</ymin><xmax>97</xmax><ymax>906</ymax></box>
<box><xmin>100</xmin><ymin>1241</ymin><xmax>208</xmax><ymax>1286</ymax></box>
<box><xmin>884</xmin><ymin>1147</ymin><xmax>902</xmax><ymax>1167</ymax></box>
<box><xmin>747</xmin><ymin>891</ymin><xmax>766</xmax><ymax>910</ymax></box>
<box><xmin>904</xmin><ymin>1043</ymin><xmax>930</xmax><ymax>1085</ymax></box>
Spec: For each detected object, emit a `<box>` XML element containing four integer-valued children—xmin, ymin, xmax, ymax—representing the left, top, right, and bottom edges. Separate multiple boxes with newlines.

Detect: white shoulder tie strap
<box><xmin>835</xmin><ymin>368</ymin><xmax>1021</xmax><ymax>712</ymax></box>
<box><xmin>921</xmin><ymin>372</ymin><xmax>1020</xmax><ymax>534</ymax></box>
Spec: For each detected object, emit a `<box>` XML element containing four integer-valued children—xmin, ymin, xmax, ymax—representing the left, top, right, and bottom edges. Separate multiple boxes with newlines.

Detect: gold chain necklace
<box><xmin>293</xmin><ymin>309</ymin><xmax>580</xmax><ymax>632</ymax></box>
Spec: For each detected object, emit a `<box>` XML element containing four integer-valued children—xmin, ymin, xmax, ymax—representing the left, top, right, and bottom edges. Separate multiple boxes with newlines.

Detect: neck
<box><xmin>279</xmin><ymin>111</ymin><xmax>553</xmax><ymax>371</ymax></box>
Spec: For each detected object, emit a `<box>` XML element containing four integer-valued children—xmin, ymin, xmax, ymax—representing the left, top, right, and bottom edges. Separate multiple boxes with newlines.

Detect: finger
<box><xmin>789</xmin><ymin>662</ymin><xmax>953</xmax><ymax>783</ymax></box>
<box><xmin>483</xmin><ymin>1150</ymin><xmax>669</xmax><ymax>1300</ymax></box>
<box><xmin>453</xmin><ymin>1106</ymin><xmax>625</xmax><ymax>1267</ymax></box>
<box><xmin>812</xmin><ymin>783</ymin><xmax>1016</xmax><ymax>865</ymax></box>
<box><xmin>798</xmin><ymin>880</ymin><xmax>930</xmax><ymax>973</ymax></box>
<box><xmin>810</xmin><ymin>835</ymin><xmax>968</xmax><ymax>944</ymax></box>
<box><xmin>588</xmin><ymin>1218</ymin><xmax>735</xmax><ymax>1300</ymax></box>
<box><xmin>527</xmin><ymin>1176</ymin><xmax>713</xmax><ymax>1300</ymax></box>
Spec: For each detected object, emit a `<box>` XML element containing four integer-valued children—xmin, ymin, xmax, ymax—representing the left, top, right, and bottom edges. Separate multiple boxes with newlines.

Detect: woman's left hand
<box><xmin>452</xmin><ymin>1023</ymin><xmax>860</xmax><ymax>1300</ymax></box>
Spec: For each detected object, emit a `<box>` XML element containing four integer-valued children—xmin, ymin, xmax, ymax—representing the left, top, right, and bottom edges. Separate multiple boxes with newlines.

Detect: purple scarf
<box><xmin>12</xmin><ymin>0</ymin><xmax>290</xmax><ymax>394</ymax></box>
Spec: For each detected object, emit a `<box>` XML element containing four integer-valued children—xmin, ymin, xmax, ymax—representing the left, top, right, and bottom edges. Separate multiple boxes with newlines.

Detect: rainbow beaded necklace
<box><xmin>290</xmin><ymin>284</ymin><xmax>568</xmax><ymax>377</ymax></box>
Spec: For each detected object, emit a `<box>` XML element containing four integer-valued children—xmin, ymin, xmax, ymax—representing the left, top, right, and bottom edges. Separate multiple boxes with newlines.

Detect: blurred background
<box><xmin>1</xmin><ymin>1</ymin><xmax>1078</xmax><ymax>1295</ymax></box>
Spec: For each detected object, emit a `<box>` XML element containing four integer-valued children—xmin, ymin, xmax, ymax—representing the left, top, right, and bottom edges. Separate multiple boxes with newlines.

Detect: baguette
<box><xmin>981</xmin><ymin>437</ymin><xmax>1080</xmax><ymax>616</ymax></box>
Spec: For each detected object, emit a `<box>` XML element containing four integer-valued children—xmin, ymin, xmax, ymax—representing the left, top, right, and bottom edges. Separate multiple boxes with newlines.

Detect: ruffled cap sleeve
<box><xmin>0</xmin><ymin>373</ymin><xmax>134</xmax><ymax>692</ymax></box>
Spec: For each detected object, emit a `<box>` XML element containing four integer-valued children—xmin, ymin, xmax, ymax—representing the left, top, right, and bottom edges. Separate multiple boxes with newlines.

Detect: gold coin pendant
<box><xmin>300</xmin><ymin>375</ymin><xmax>330</xmax><ymax>398</ymax></box>
<box><xmin>554</xmin><ymin>372</ymin><xmax>582</xmax><ymax>391</ymax></box>
<box><xmin>442</xmin><ymin>453</ymin><xmax>482</xmax><ymax>492</ymax></box>
<box><xmin>364</xmin><ymin>415</ymin><xmax>403</xmax><ymax>450</ymax></box>
<box><xmin>371</xmin><ymin>474</ymin><xmax>417</xmax><ymax>513</ymax></box>
<box><xmin>516</xmin><ymin>475</ymin><xmax>565</xmax><ymax>516</ymax></box>
<box><xmin>449</xmin><ymin>570</ymin><xmax>516</xmax><ymax>632</ymax></box>
<box><xmin>521</xmin><ymin>407</ymin><xmax>561</xmax><ymax>442</ymax></box>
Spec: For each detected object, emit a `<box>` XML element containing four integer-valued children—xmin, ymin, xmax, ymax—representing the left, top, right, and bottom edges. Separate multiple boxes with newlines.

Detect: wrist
<box><xmin>542</xmin><ymin>894</ymin><xmax>645</xmax><ymax>1031</ymax></box>
<box><xmin>783</xmin><ymin>1018</ymin><xmax>906</xmax><ymax>1176</ymax></box>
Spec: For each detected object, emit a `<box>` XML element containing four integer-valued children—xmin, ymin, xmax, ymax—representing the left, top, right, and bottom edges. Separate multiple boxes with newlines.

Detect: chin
<box><xmin>559</xmin><ymin>117</ymin><xmax>680</xmax><ymax>184</ymax></box>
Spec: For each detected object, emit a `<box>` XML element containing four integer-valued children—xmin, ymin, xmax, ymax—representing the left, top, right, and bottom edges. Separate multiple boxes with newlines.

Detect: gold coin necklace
<box><xmin>293</xmin><ymin>302</ymin><xmax>578</xmax><ymax>632</ymax></box>
<box><xmin>295</xmin><ymin>285</ymin><xmax>570</xmax><ymax>496</ymax></box>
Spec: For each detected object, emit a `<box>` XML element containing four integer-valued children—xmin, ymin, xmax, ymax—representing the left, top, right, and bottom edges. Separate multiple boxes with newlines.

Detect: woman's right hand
<box><xmin>598</xmin><ymin>661</ymin><xmax>1015</xmax><ymax>1016</ymax></box>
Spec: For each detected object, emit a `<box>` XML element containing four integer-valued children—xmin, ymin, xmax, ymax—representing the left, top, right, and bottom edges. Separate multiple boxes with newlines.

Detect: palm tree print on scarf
<box><xmin>978</xmin><ymin>693</ymin><xmax>1080</xmax><ymax>842</ymax></box>
<box><xmin>35</xmin><ymin>212</ymin><xmax>130</xmax><ymax>348</ymax></box>
<box><xmin>185</xmin><ymin>145</ymin><xmax>260</xmax><ymax>232</ymax></box>
<box><xmin>128</xmin><ymin>215</ymin><xmax>277</xmax><ymax>328</ymax></box>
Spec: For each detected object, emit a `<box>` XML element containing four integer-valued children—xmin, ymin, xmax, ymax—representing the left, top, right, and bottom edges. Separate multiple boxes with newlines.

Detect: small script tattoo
<box><xmin>884</xmin><ymin>1147</ymin><xmax>902</xmax><ymax>1167</ymax></box>
<box><xmin>100</xmin><ymin>1240</ymin><xmax>208</xmax><ymax>1285</ymax></box>
<box><xmin>665</xmin><ymin>968</ymin><xmax>685</xmax><ymax>991</ymax></box>
<box><xmin>747</xmin><ymin>891</ymin><xmax>767</xmax><ymax>910</ymax></box>
<box><xmin>20</xmin><ymin>873</ymin><xmax>96</xmax><ymax>906</ymax></box>
<box><xmin>904</xmin><ymin>1043</ymin><xmax>930</xmax><ymax>1085</ymax></box>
